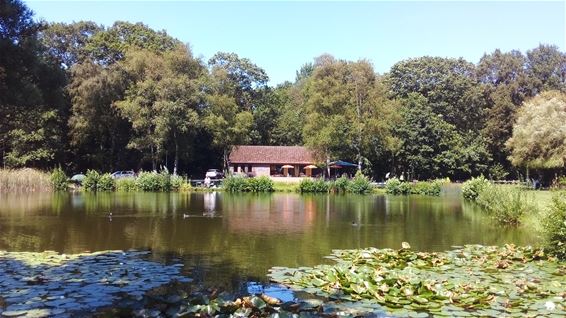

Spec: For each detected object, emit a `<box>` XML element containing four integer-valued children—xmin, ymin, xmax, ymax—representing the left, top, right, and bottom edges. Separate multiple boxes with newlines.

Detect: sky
<box><xmin>26</xmin><ymin>1</ymin><xmax>566</xmax><ymax>85</ymax></box>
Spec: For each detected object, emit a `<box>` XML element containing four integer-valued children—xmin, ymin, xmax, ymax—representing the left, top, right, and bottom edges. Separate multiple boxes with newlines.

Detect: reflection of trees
<box><xmin>0</xmin><ymin>192</ymin><xmax>544</xmax><ymax>289</ymax></box>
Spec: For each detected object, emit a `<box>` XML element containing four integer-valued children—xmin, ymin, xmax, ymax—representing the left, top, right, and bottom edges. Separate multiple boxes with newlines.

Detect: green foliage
<box><xmin>170</xmin><ymin>175</ymin><xmax>185</xmax><ymax>191</ymax></box>
<box><xmin>543</xmin><ymin>191</ymin><xmax>566</xmax><ymax>259</ymax></box>
<box><xmin>332</xmin><ymin>176</ymin><xmax>350</xmax><ymax>193</ymax></box>
<box><xmin>135</xmin><ymin>171</ymin><xmax>171</xmax><ymax>192</ymax></box>
<box><xmin>50</xmin><ymin>167</ymin><xmax>68</xmax><ymax>191</ymax></box>
<box><xmin>222</xmin><ymin>176</ymin><xmax>248</xmax><ymax>192</ymax></box>
<box><xmin>347</xmin><ymin>171</ymin><xmax>372</xmax><ymax>194</ymax></box>
<box><xmin>269</xmin><ymin>245</ymin><xmax>559</xmax><ymax>316</ymax></box>
<box><xmin>115</xmin><ymin>178</ymin><xmax>136</xmax><ymax>192</ymax></box>
<box><xmin>82</xmin><ymin>170</ymin><xmax>100</xmax><ymax>191</ymax></box>
<box><xmin>97</xmin><ymin>173</ymin><xmax>115</xmax><ymax>191</ymax></box>
<box><xmin>223</xmin><ymin>176</ymin><xmax>273</xmax><ymax>192</ymax></box>
<box><xmin>475</xmin><ymin>185</ymin><xmax>536</xmax><ymax>225</ymax></box>
<box><xmin>385</xmin><ymin>178</ymin><xmax>442</xmax><ymax>196</ymax></box>
<box><xmin>247</xmin><ymin>176</ymin><xmax>274</xmax><ymax>192</ymax></box>
<box><xmin>462</xmin><ymin>176</ymin><xmax>491</xmax><ymax>200</ymax></box>
<box><xmin>298</xmin><ymin>178</ymin><xmax>330</xmax><ymax>193</ymax></box>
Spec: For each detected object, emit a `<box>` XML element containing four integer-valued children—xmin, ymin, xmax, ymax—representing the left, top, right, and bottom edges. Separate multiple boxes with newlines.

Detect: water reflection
<box><xmin>0</xmin><ymin>191</ymin><xmax>541</xmax><ymax>288</ymax></box>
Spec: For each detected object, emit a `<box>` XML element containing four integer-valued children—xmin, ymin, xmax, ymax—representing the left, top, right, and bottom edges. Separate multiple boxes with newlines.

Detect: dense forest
<box><xmin>1</xmin><ymin>0</ymin><xmax>565</xmax><ymax>180</ymax></box>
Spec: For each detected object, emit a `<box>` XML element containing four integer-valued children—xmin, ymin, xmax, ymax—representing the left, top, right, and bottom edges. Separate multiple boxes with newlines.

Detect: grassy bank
<box><xmin>0</xmin><ymin>168</ymin><xmax>53</xmax><ymax>192</ymax></box>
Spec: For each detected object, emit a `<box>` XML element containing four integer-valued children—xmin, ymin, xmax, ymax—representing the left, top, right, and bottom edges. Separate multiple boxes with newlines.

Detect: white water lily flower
<box><xmin>545</xmin><ymin>301</ymin><xmax>556</xmax><ymax>310</ymax></box>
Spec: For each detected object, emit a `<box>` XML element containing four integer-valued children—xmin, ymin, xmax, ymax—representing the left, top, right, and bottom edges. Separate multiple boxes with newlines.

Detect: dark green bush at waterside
<box><xmin>135</xmin><ymin>171</ymin><xmax>172</xmax><ymax>191</ymax></box>
<box><xmin>298</xmin><ymin>178</ymin><xmax>330</xmax><ymax>193</ymax></box>
<box><xmin>223</xmin><ymin>176</ymin><xmax>274</xmax><ymax>192</ymax></box>
<box><xmin>50</xmin><ymin>167</ymin><xmax>68</xmax><ymax>191</ymax></box>
<box><xmin>462</xmin><ymin>176</ymin><xmax>491</xmax><ymax>200</ymax></box>
<box><xmin>299</xmin><ymin>172</ymin><xmax>373</xmax><ymax>194</ymax></box>
<box><xmin>385</xmin><ymin>178</ymin><xmax>443</xmax><ymax>196</ymax></box>
<box><xmin>115</xmin><ymin>177</ymin><xmax>136</xmax><ymax>192</ymax></box>
<box><xmin>97</xmin><ymin>173</ymin><xmax>115</xmax><ymax>191</ymax></box>
<box><xmin>543</xmin><ymin>191</ymin><xmax>566</xmax><ymax>259</ymax></box>
<box><xmin>347</xmin><ymin>171</ymin><xmax>372</xmax><ymax>194</ymax></box>
<box><xmin>82</xmin><ymin>170</ymin><xmax>100</xmax><ymax>191</ymax></box>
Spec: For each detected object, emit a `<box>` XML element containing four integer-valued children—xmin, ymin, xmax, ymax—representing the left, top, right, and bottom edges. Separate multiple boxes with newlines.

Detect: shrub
<box><xmin>115</xmin><ymin>178</ymin><xmax>137</xmax><ymax>192</ymax></box>
<box><xmin>170</xmin><ymin>175</ymin><xmax>185</xmax><ymax>191</ymax></box>
<box><xmin>475</xmin><ymin>185</ymin><xmax>536</xmax><ymax>225</ymax></box>
<box><xmin>135</xmin><ymin>171</ymin><xmax>171</xmax><ymax>191</ymax></box>
<box><xmin>248</xmin><ymin>176</ymin><xmax>274</xmax><ymax>192</ymax></box>
<box><xmin>543</xmin><ymin>191</ymin><xmax>566</xmax><ymax>259</ymax></box>
<box><xmin>333</xmin><ymin>176</ymin><xmax>350</xmax><ymax>193</ymax></box>
<box><xmin>97</xmin><ymin>173</ymin><xmax>115</xmax><ymax>191</ymax></box>
<box><xmin>223</xmin><ymin>175</ymin><xmax>249</xmax><ymax>192</ymax></box>
<box><xmin>299</xmin><ymin>178</ymin><xmax>330</xmax><ymax>193</ymax></box>
<box><xmin>179</xmin><ymin>181</ymin><xmax>192</xmax><ymax>192</ymax></box>
<box><xmin>462</xmin><ymin>176</ymin><xmax>491</xmax><ymax>200</ymax></box>
<box><xmin>50</xmin><ymin>167</ymin><xmax>68</xmax><ymax>191</ymax></box>
<box><xmin>348</xmin><ymin>171</ymin><xmax>372</xmax><ymax>194</ymax></box>
<box><xmin>83</xmin><ymin>170</ymin><xmax>100</xmax><ymax>191</ymax></box>
<box><xmin>411</xmin><ymin>180</ymin><xmax>442</xmax><ymax>196</ymax></box>
<box><xmin>385</xmin><ymin>178</ymin><xmax>409</xmax><ymax>195</ymax></box>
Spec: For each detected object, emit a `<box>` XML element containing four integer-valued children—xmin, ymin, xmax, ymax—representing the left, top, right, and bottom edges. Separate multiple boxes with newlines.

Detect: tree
<box><xmin>40</xmin><ymin>21</ymin><xmax>102</xmax><ymax>68</ymax></box>
<box><xmin>115</xmin><ymin>46</ymin><xmax>204</xmax><ymax>174</ymax></box>
<box><xmin>387</xmin><ymin>56</ymin><xmax>486</xmax><ymax>131</ymax></box>
<box><xmin>507</xmin><ymin>91</ymin><xmax>566</xmax><ymax>169</ymax></box>
<box><xmin>208</xmin><ymin>52</ymin><xmax>269</xmax><ymax>111</ymax></box>
<box><xmin>67</xmin><ymin>61</ymin><xmax>133</xmax><ymax>170</ymax></box>
<box><xmin>302</xmin><ymin>55</ymin><xmax>398</xmax><ymax>175</ymax></box>
<box><xmin>85</xmin><ymin>21</ymin><xmax>181</xmax><ymax>65</ymax></box>
<box><xmin>0</xmin><ymin>0</ymin><xmax>67</xmax><ymax>169</ymax></box>
<box><xmin>393</xmin><ymin>93</ymin><xmax>489</xmax><ymax>180</ymax></box>
<box><xmin>526</xmin><ymin>44</ymin><xmax>566</xmax><ymax>93</ymax></box>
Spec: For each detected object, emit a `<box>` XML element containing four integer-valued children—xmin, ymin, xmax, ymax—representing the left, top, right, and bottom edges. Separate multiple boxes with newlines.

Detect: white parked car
<box><xmin>205</xmin><ymin>169</ymin><xmax>224</xmax><ymax>179</ymax></box>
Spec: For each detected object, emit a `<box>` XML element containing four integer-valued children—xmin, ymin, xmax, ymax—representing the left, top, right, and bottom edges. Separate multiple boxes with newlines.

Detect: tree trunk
<box><xmin>173</xmin><ymin>132</ymin><xmax>179</xmax><ymax>176</ymax></box>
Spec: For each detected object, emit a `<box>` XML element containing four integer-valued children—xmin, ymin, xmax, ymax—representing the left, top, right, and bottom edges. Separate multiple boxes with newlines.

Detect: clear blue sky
<box><xmin>26</xmin><ymin>1</ymin><xmax>566</xmax><ymax>85</ymax></box>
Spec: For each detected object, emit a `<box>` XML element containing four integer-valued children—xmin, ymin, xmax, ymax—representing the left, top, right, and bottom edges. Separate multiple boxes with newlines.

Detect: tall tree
<box><xmin>40</xmin><ymin>21</ymin><xmax>102</xmax><ymax>68</ymax></box>
<box><xmin>115</xmin><ymin>46</ymin><xmax>204</xmax><ymax>174</ymax></box>
<box><xmin>0</xmin><ymin>0</ymin><xmax>67</xmax><ymax>168</ymax></box>
<box><xmin>208</xmin><ymin>52</ymin><xmax>268</xmax><ymax>111</ymax></box>
<box><xmin>203</xmin><ymin>67</ymin><xmax>254</xmax><ymax>170</ymax></box>
<box><xmin>526</xmin><ymin>44</ymin><xmax>566</xmax><ymax>93</ymax></box>
<box><xmin>387</xmin><ymin>56</ymin><xmax>486</xmax><ymax>132</ymax></box>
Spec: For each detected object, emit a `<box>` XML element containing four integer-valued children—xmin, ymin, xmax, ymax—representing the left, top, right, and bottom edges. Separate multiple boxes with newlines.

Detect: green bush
<box><xmin>223</xmin><ymin>175</ymin><xmax>249</xmax><ymax>192</ymax></box>
<box><xmin>333</xmin><ymin>176</ymin><xmax>350</xmax><ymax>193</ymax></box>
<box><xmin>82</xmin><ymin>170</ymin><xmax>100</xmax><ymax>191</ymax></box>
<box><xmin>348</xmin><ymin>171</ymin><xmax>372</xmax><ymax>194</ymax></box>
<box><xmin>50</xmin><ymin>167</ymin><xmax>68</xmax><ymax>191</ymax></box>
<box><xmin>248</xmin><ymin>176</ymin><xmax>274</xmax><ymax>192</ymax></box>
<box><xmin>543</xmin><ymin>191</ymin><xmax>566</xmax><ymax>259</ymax></box>
<box><xmin>115</xmin><ymin>178</ymin><xmax>137</xmax><ymax>192</ymax></box>
<box><xmin>462</xmin><ymin>176</ymin><xmax>491</xmax><ymax>200</ymax></box>
<box><xmin>386</xmin><ymin>178</ymin><xmax>441</xmax><ymax>196</ymax></box>
<box><xmin>223</xmin><ymin>175</ymin><xmax>273</xmax><ymax>192</ymax></box>
<box><xmin>170</xmin><ymin>175</ymin><xmax>185</xmax><ymax>191</ymax></box>
<box><xmin>97</xmin><ymin>173</ymin><xmax>115</xmax><ymax>191</ymax></box>
<box><xmin>299</xmin><ymin>178</ymin><xmax>330</xmax><ymax>193</ymax></box>
<box><xmin>412</xmin><ymin>180</ymin><xmax>442</xmax><ymax>196</ymax></box>
<box><xmin>475</xmin><ymin>185</ymin><xmax>536</xmax><ymax>225</ymax></box>
<box><xmin>135</xmin><ymin>171</ymin><xmax>171</xmax><ymax>191</ymax></box>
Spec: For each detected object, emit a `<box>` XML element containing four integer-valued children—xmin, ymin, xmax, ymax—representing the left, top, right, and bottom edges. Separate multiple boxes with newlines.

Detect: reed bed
<box><xmin>0</xmin><ymin>168</ymin><xmax>53</xmax><ymax>192</ymax></box>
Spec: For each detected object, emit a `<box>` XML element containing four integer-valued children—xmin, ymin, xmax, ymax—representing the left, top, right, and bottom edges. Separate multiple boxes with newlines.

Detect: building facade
<box><xmin>228</xmin><ymin>145</ymin><xmax>318</xmax><ymax>177</ymax></box>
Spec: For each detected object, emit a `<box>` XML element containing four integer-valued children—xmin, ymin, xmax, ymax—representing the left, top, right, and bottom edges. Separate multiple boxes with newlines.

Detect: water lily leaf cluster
<box><xmin>268</xmin><ymin>244</ymin><xmax>566</xmax><ymax>317</ymax></box>
<box><xmin>0</xmin><ymin>250</ymin><xmax>191</xmax><ymax>317</ymax></box>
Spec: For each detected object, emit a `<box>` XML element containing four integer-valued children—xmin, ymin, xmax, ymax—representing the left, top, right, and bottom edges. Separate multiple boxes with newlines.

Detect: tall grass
<box><xmin>223</xmin><ymin>175</ymin><xmax>274</xmax><ymax>192</ymax></box>
<box><xmin>385</xmin><ymin>178</ymin><xmax>443</xmax><ymax>196</ymax></box>
<box><xmin>542</xmin><ymin>191</ymin><xmax>566</xmax><ymax>259</ymax></box>
<box><xmin>475</xmin><ymin>184</ymin><xmax>537</xmax><ymax>225</ymax></box>
<box><xmin>0</xmin><ymin>168</ymin><xmax>53</xmax><ymax>192</ymax></box>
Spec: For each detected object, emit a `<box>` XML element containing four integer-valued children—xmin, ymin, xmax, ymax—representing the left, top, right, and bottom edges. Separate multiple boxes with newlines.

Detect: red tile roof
<box><xmin>229</xmin><ymin>146</ymin><xmax>315</xmax><ymax>164</ymax></box>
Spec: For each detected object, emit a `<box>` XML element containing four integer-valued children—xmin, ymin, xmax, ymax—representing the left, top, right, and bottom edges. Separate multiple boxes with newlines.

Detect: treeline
<box><xmin>1</xmin><ymin>0</ymin><xmax>565</xmax><ymax>180</ymax></box>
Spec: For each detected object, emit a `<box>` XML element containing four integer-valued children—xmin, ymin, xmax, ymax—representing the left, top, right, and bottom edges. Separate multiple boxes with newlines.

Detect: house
<box><xmin>228</xmin><ymin>145</ymin><xmax>318</xmax><ymax>177</ymax></box>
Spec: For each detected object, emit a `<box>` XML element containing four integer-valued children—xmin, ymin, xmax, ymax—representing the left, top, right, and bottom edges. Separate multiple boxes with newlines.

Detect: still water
<box><xmin>0</xmin><ymin>189</ymin><xmax>540</xmax><ymax>290</ymax></box>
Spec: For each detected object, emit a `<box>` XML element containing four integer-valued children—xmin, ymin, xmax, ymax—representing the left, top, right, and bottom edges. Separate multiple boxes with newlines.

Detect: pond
<box><xmin>0</xmin><ymin>188</ymin><xmax>540</xmax><ymax>291</ymax></box>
